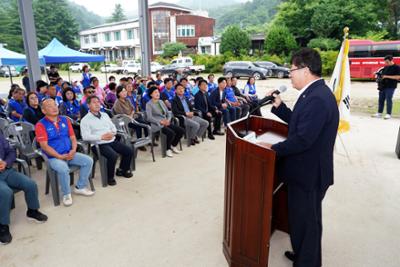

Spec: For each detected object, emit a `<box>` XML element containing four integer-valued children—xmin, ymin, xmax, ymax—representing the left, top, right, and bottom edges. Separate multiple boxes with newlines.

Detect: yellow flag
<box><xmin>329</xmin><ymin>28</ymin><xmax>351</xmax><ymax>133</ymax></box>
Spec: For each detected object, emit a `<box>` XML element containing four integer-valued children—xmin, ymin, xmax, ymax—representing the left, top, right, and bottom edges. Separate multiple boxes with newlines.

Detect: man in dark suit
<box><xmin>172</xmin><ymin>83</ymin><xmax>209</xmax><ymax>145</ymax></box>
<box><xmin>209</xmin><ymin>77</ymin><xmax>236</xmax><ymax>128</ymax></box>
<box><xmin>194</xmin><ymin>80</ymin><xmax>223</xmax><ymax>139</ymax></box>
<box><xmin>261</xmin><ymin>48</ymin><xmax>339</xmax><ymax>267</ymax></box>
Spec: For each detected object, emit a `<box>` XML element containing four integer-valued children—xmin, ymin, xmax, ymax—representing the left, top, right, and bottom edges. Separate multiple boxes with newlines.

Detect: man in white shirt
<box><xmin>80</xmin><ymin>96</ymin><xmax>134</xmax><ymax>186</ymax></box>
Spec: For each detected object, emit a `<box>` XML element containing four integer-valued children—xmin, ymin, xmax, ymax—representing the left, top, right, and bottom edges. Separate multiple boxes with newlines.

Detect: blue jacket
<box><xmin>271</xmin><ymin>79</ymin><xmax>339</xmax><ymax>191</ymax></box>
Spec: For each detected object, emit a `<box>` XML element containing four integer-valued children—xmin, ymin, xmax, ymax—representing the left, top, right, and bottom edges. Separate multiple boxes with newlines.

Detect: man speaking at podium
<box><xmin>263</xmin><ymin>48</ymin><xmax>339</xmax><ymax>267</ymax></box>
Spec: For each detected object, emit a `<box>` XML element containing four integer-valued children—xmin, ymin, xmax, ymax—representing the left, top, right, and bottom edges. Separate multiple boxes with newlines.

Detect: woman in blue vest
<box><xmin>81</xmin><ymin>65</ymin><xmax>92</xmax><ymax>89</ymax></box>
<box><xmin>243</xmin><ymin>77</ymin><xmax>258</xmax><ymax>99</ymax></box>
<box><xmin>59</xmin><ymin>88</ymin><xmax>80</xmax><ymax>121</ymax></box>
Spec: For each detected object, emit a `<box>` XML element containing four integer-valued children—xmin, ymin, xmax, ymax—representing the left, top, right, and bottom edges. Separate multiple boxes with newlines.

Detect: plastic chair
<box><xmin>5</xmin><ymin>121</ymin><xmax>43</xmax><ymax>172</ymax></box>
<box><xmin>111</xmin><ymin>114</ymin><xmax>154</xmax><ymax>171</ymax></box>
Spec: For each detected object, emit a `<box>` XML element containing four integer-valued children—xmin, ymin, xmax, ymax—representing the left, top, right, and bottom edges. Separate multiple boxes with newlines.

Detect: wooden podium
<box><xmin>223</xmin><ymin>116</ymin><xmax>289</xmax><ymax>267</ymax></box>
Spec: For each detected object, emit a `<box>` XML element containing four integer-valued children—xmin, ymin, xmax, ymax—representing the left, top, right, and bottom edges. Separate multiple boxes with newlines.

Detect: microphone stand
<box><xmin>238</xmin><ymin>100</ymin><xmax>273</xmax><ymax>138</ymax></box>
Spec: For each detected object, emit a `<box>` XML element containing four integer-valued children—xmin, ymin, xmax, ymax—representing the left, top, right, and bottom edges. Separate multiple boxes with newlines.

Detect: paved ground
<box><xmin>0</xmin><ymin>73</ymin><xmax>399</xmax><ymax>267</ymax></box>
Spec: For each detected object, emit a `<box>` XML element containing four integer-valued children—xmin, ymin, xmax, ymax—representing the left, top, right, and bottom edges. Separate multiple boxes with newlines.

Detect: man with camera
<box><xmin>372</xmin><ymin>55</ymin><xmax>400</xmax><ymax>120</ymax></box>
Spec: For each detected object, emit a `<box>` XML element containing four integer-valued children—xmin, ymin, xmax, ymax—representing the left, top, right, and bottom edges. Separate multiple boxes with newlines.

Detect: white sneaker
<box><xmin>171</xmin><ymin>146</ymin><xmax>181</xmax><ymax>154</ymax></box>
<box><xmin>166</xmin><ymin>149</ymin><xmax>173</xmax><ymax>157</ymax></box>
<box><xmin>384</xmin><ymin>114</ymin><xmax>391</xmax><ymax>120</ymax></box>
<box><xmin>371</xmin><ymin>113</ymin><xmax>382</xmax><ymax>118</ymax></box>
<box><xmin>73</xmin><ymin>186</ymin><xmax>95</xmax><ymax>197</ymax></box>
<box><xmin>63</xmin><ymin>194</ymin><xmax>73</xmax><ymax>206</ymax></box>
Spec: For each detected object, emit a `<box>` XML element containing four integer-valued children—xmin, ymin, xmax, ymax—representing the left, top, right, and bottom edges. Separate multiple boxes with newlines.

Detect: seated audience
<box><xmin>80</xmin><ymin>96</ymin><xmax>134</xmax><ymax>186</ymax></box>
<box><xmin>146</xmin><ymin>87</ymin><xmax>184</xmax><ymax>158</ymax></box>
<box><xmin>172</xmin><ymin>83</ymin><xmax>208</xmax><ymax>146</ymax></box>
<box><xmin>91</xmin><ymin>77</ymin><xmax>106</xmax><ymax>104</ymax></box>
<box><xmin>48</xmin><ymin>83</ymin><xmax>63</xmax><ymax>106</ymax></box>
<box><xmin>35</xmin><ymin>99</ymin><xmax>94</xmax><ymax>206</ymax></box>
<box><xmin>207</xmin><ymin>74</ymin><xmax>218</xmax><ymax>94</ymax></box>
<box><xmin>0</xmin><ymin>134</ymin><xmax>47</xmax><ymax>245</ymax></box>
<box><xmin>194</xmin><ymin>80</ymin><xmax>224</xmax><ymax>139</ymax></box>
<box><xmin>232</xmin><ymin>77</ymin><xmax>261</xmax><ymax>116</ymax></box>
<box><xmin>36</xmin><ymin>80</ymin><xmax>48</xmax><ymax>102</ymax></box>
<box><xmin>226</xmin><ymin>77</ymin><xmax>247</xmax><ymax>118</ymax></box>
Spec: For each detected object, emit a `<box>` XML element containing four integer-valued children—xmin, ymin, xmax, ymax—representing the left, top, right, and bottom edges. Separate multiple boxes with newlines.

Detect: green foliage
<box><xmin>220</xmin><ymin>25</ymin><xmax>251</xmax><ymax>57</ymax></box>
<box><xmin>154</xmin><ymin>56</ymin><xmax>171</xmax><ymax>65</ymax></box>
<box><xmin>0</xmin><ymin>0</ymin><xmax>79</xmax><ymax>52</ymax></box>
<box><xmin>307</xmin><ymin>38</ymin><xmax>341</xmax><ymax>51</ymax></box>
<box><xmin>107</xmin><ymin>4</ymin><xmax>127</xmax><ymax>23</ymax></box>
<box><xmin>265</xmin><ymin>25</ymin><xmax>297</xmax><ymax>56</ymax></box>
<box><xmin>67</xmin><ymin>2</ymin><xmax>104</xmax><ymax>31</ymax></box>
<box><xmin>319</xmin><ymin>50</ymin><xmax>339</xmax><ymax>76</ymax></box>
<box><xmin>209</xmin><ymin>0</ymin><xmax>282</xmax><ymax>34</ymax></box>
<box><xmin>162</xmin><ymin>42</ymin><xmax>187</xmax><ymax>58</ymax></box>
<box><xmin>352</xmin><ymin>30</ymin><xmax>390</xmax><ymax>41</ymax></box>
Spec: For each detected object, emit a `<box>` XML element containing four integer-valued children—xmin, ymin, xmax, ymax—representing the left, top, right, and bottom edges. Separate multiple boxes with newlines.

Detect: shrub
<box><xmin>308</xmin><ymin>38</ymin><xmax>341</xmax><ymax>51</ymax></box>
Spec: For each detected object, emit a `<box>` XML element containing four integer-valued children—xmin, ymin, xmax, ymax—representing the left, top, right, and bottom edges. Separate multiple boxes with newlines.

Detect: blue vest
<box><xmin>208</xmin><ymin>82</ymin><xmax>217</xmax><ymax>93</ymax></box>
<box><xmin>127</xmin><ymin>94</ymin><xmax>137</xmax><ymax>109</ymax></box>
<box><xmin>82</xmin><ymin>73</ymin><xmax>91</xmax><ymax>88</ymax></box>
<box><xmin>225</xmin><ymin>87</ymin><xmax>237</xmax><ymax>102</ymax></box>
<box><xmin>163</xmin><ymin>88</ymin><xmax>175</xmax><ymax>102</ymax></box>
<box><xmin>8</xmin><ymin>99</ymin><xmax>27</xmax><ymax>122</ymax></box>
<box><xmin>39</xmin><ymin>116</ymin><xmax>71</xmax><ymax>158</ymax></box>
<box><xmin>245</xmin><ymin>84</ymin><xmax>257</xmax><ymax>95</ymax></box>
<box><xmin>64</xmin><ymin>100</ymin><xmax>80</xmax><ymax>117</ymax></box>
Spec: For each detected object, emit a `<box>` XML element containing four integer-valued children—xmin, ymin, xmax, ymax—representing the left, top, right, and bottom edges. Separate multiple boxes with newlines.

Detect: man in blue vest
<box><xmin>35</xmin><ymin>98</ymin><xmax>94</xmax><ymax>207</ymax></box>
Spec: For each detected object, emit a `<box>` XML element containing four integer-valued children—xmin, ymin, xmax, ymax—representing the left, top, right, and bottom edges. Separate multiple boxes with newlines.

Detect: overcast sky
<box><xmin>69</xmin><ymin>0</ymin><xmax>181</xmax><ymax>17</ymax></box>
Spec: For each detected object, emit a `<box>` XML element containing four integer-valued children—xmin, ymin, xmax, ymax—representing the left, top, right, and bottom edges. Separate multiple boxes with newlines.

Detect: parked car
<box><xmin>69</xmin><ymin>63</ymin><xmax>90</xmax><ymax>72</ymax></box>
<box><xmin>160</xmin><ymin>57</ymin><xmax>205</xmax><ymax>75</ymax></box>
<box><xmin>0</xmin><ymin>66</ymin><xmax>19</xmax><ymax>77</ymax></box>
<box><xmin>254</xmin><ymin>61</ymin><xmax>290</xmax><ymax>78</ymax></box>
<box><xmin>222</xmin><ymin>61</ymin><xmax>269</xmax><ymax>80</ymax></box>
<box><xmin>151</xmin><ymin>62</ymin><xmax>163</xmax><ymax>73</ymax></box>
<box><xmin>100</xmin><ymin>64</ymin><xmax>118</xmax><ymax>73</ymax></box>
<box><xmin>123</xmin><ymin>63</ymin><xmax>141</xmax><ymax>75</ymax></box>
<box><xmin>17</xmin><ymin>65</ymin><xmax>46</xmax><ymax>74</ymax></box>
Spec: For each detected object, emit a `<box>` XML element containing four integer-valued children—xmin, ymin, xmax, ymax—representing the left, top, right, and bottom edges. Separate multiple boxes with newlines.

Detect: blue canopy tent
<box><xmin>0</xmin><ymin>46</ymin><xmax>45</xmax><ymax>84</ymax></box>
<box><xmin>39</xmin><ymin>38</ymin><xmax>106</xmax><ymax>82</ymax></box>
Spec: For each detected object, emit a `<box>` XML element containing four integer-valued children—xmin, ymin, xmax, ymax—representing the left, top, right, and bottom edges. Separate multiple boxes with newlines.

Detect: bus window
<box><xmin>371</xmin><ymin>44</ymin><xmax>400</xmax><ymax>57</ymax></box>
<box><xmin>349</xmin><ymin>45</ymin><xmax>371</xmax><ymax>58</ymax></box>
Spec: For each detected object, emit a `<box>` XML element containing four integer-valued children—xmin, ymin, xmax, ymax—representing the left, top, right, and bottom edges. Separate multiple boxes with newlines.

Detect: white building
<box><xmin>79</xmin><ymin>19</ymin><xmax>141</xmax><ymax>62</ymax></box>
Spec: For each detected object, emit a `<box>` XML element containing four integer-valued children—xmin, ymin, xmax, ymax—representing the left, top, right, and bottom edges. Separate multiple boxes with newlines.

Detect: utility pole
<box><xmin>17</xmin><ymin>0</ymin><xmax>41</xmax><ymax>92</ymax></box>
<box><xmin>139</xmin><ymin>0</ymin><xmax>151</xmax><ymax>77</ymax></box>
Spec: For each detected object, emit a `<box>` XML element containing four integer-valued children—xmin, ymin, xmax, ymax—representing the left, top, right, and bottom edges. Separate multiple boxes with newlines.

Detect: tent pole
<box><xmin>68</xmin><ymin>64</ymin><xmax>71</xmax><ymax>83</ymax></box>
<box><xmin>104</xmin><ymin>61</ymin><xmax>108</xmax><ymax>83</ymax></box>
<box><xmin>7</xmin><ymin>66</ymin><xmax>13</xmax><ymax>85</ymax></box>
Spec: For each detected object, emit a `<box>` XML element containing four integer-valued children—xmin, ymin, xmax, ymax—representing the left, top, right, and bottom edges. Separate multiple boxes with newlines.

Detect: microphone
<box><xmin>257</xmin><ymin>85</ymin><xmax>287</xmax><ymax>106</ymax></box>
<box><xmin>237</xmin><ymin>85</ymin><xmax>288</xmax><ymax>138</ymax></box>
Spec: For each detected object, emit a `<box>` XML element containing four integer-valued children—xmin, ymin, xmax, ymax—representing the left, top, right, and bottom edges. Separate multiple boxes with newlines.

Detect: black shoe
<box><xmin>208</xmin><ymin>134</ymin><xmax>215</xmax><ymax>140</ymax></box>
<box><xmin>194</xmin><ymin>138</ymin><xmax>200</xmax><ymax>144</ymax></box>
<box><xmin>0</xmin><ymin>224</ymin><xmax>12</xmax><ymax>245</ymax></box>
<box><xmin>138</xmin><ymin>146</ymin><xmax>147</xmax><ymax>152</ymax></box>
<box><xmin>26</xmin><ymin>209</ymin><xmax>48</xmax><ymax>223</ymax></box>
<box><xmin>191</xmin><ymin>139</ymin><xmax>196</xmax><ymax>146</ymax></box>
<box><xmin>213</xmin><ymin>131</ymin><xmax>224</xmax><ymax>136</ymax></box>
<box><xmin>122</xmin><ymin>170</ymin><xmax>133</xmax><ymax>178</ymax></box>
<box><xmin>108</xmin><ymin>179</ymin><xmax>117</xmax><ymax>186</ymax></box>
<box><xmin>284</xmin><ymin>251</ymin><xmax>296</xmax><ymax>262</ymax></box>
<box><xmin>152</xmin><ymin>142</ymin><xmax>159</xmax><ymax>147</ymax></box>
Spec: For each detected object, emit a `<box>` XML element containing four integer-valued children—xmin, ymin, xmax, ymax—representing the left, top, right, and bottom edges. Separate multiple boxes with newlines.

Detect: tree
<box><xmin>107</xmin><ymin>4</ymin><xmax>127</xmax><ymax>23</ymax></box>
<box><xmin>162</xmin><ymin>42</ymin><xmax>186</xmax><ymax>58</ymax></box>
<box><xmin>307</xmin><ymin>38</ymin><xmax>340</xmax><ymax>51</ymax></box>
<box><xmin>220</xmin><ymin>25</ymin><xmax>251</xmax><ymax>56</ymax></box>
<box><xmin>264</xmin><ymin>25</ymin><xmax>297</xmax><ymax>56</ymax></box>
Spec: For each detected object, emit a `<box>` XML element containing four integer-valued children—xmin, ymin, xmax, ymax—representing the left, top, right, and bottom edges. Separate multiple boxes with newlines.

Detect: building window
<box><xmin>127</xmin><ymin>29</ymin><xmax>133</xmax><ymax>40</ymax></box>
<box><xmin>152</xmin><ymin>10</ymin><xmax>171</xmax><ymax>53</ymax></box>
<box><xmin>91</xmin><ymin>34</ymin><xmax>97</xmax><ymax>43</ymax></box>
<box><xmin>177</xmin><ymin>25</ymin><xmax>195</xmax><ymax>37</ymax></box>
<box><xmin>104</xmin><ymin>32</ymin><xmax>111</xmax><ymax>42</ymax></box>
<box><xmin>84</xmin><ymin>35</ymin><xmax>90</xmax><ymax>44</ymax></box>
<box><xmin>114</xmin><ymin>31</ymin><xmax>121</xmax><ymax>41</ymax></box>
